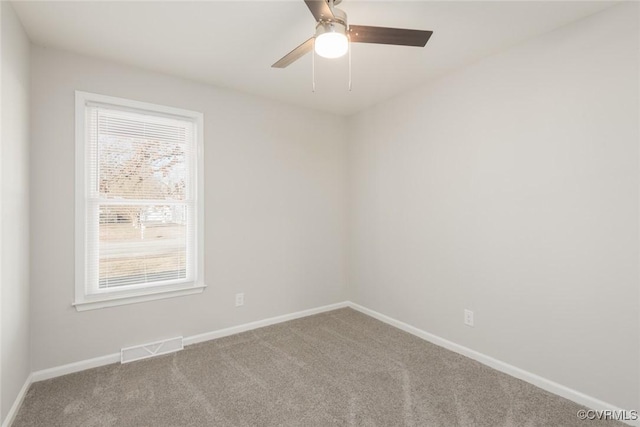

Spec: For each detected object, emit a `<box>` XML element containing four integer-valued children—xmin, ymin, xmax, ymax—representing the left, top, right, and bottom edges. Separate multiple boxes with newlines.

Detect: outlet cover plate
<box><xmin>235</xmin><ymin>293</ymin><xmax>244</xmax><ymax>307</ymax></box>
<box><xmin>464</xmin><ymin>309</ymin><xmax>474</xmax><ymax>327</ymax></box>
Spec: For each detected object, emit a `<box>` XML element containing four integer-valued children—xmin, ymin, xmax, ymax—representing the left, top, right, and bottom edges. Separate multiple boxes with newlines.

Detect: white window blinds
<box><xmin>84</xmin><ymin>103</ymin><xmax>197</xmax><ymax>293</ymax></box>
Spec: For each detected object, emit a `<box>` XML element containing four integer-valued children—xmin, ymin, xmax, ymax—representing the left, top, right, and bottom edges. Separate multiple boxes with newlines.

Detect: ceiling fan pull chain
<box><xmin>312</xmin><ymin>38</ymin><xmax>316</xmax><ymax>93</ymax></box>
<box><xmin>348</xmin><ymin>36</ymin><xmax>352</xmax><ymax>91</ymax></box>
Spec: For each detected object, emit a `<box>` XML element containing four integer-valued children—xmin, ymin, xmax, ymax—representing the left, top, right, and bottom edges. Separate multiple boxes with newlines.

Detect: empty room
<box><xmin>1</xmin><ymin>0</ymin><xmax>638</xmax><ymax>426</ymax></box>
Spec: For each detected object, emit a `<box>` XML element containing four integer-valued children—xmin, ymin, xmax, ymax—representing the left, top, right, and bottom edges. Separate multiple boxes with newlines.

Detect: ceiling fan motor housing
<box><xmin>333</xmin><ymin>5</ymin><xmax>347</xmax><ymax>23</ymax></box>
<box><xmin>315</xmin><ymin>20</ymin><xmax>347</xmax><ymax>39</ymax></box>
<box><xmin>315</xmin><ymin>4</ymin><xmax>348</xmax><ymax>36</ymax></box>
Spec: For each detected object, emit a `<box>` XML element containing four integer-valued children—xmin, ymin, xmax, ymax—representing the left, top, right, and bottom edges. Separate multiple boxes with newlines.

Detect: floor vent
<box><xmin>121</xmin><ymin>336</ymin><xmax>184</xmax><ymax>364</ymax></box>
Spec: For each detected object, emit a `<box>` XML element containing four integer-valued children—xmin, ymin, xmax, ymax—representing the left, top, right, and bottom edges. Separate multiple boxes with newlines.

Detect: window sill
<box><xmin>73</xmin><ymin>284</ymin><xmax>206</xmax><ymax>311</ymax></box>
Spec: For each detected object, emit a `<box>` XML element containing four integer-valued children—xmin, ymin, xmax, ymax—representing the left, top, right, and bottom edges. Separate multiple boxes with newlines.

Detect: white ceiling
<box><xmin>13</xmin><ymin>0</ymin><xmax>616</xmax><ymax>115</ymax></box>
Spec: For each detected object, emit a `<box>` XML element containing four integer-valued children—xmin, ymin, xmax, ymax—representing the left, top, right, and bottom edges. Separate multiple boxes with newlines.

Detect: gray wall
<box><xmin>1</xmin><ymin>1</ymin><xmax>31</xmax><ymax>422</ymax></box>
<box><xmin>347</xmin><ymin>3</ymin><xmax>639</xmax><ymax>410</ymax></box>
<box><xmin>30</xmin><ymin>46</ymin><xmax>348</xmax><ymax>371</ymax></box>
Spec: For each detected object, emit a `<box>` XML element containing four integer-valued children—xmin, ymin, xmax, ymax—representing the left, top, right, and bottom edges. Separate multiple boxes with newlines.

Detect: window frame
<box><xmin>74</xmin><ymin>91</ymin><xmax>205</xmax><ymax>311</ymax></box>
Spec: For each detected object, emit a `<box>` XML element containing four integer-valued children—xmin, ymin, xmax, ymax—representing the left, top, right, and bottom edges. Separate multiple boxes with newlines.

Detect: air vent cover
<box><xmin>121</xmin><ymin>336</ymin><xmax>183</xmax><ymax>364</ymax></box>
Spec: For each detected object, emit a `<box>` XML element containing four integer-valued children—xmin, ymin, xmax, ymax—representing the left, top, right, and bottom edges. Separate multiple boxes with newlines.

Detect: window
<box><xmin>75</xmin><ymin>92</ymin><xmax>204</xmax><ymax>311</ymax></box>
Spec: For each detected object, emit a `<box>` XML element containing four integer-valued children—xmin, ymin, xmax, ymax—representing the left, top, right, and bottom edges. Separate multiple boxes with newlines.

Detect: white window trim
<box><xmin>74</xmin><ymin>91</ymin><xmax>205</xmax><ymax>311</ymax></box>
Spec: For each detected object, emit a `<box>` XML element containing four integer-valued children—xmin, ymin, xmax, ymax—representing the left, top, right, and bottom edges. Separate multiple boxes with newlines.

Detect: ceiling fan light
<box><xmin>314</xmin><ymin>22</ymin><xmax>349</xmax><ymax>59</ymax></box>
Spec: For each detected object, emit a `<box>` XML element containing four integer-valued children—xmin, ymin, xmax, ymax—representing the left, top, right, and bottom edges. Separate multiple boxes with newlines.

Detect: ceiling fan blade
<box><xmin>304</xmin><ymin>0</ymin><xmax>334</xmax><ymax>22</ymax></box>
<box><xmin>272</xmin><ymin>38</ymin><xmax>314</xmax><ymax>68</ymax></box>
<box><xmin>348</xmin><ymin>25</ymin><xmax>433</xmax><ymax>47</ymax></box>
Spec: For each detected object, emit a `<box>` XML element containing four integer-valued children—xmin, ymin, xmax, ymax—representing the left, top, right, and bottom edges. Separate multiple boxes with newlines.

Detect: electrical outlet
<box><xmin>235</xmin><ymin>293</ymin><xmax>244</xmax><ymax>307</ymax></box>
<box><xmin>464</xmin><ymin>309</ymin><xmax>474</xmax><ymax>327</ymax></box>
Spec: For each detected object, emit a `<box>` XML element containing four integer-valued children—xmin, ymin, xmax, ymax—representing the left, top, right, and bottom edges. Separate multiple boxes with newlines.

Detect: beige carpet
<box><xmin>14</xmin><ymin>308</ymin><xmax>621</xmax><ymax>426</ymax></box>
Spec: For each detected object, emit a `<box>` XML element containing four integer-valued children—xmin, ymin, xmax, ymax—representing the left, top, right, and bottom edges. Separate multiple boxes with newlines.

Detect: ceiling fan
<box><xmin>272</xmin><ymin>0</ymin><xmax>433</xmax><ymax>68</ymax></box>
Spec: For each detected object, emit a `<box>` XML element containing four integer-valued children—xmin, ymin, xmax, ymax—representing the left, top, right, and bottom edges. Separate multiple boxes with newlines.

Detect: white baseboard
<box><xmin>31</xmin><ymin>301</ymin><xmax>349</xmax><ymax>383</ymax></box>
<box><xmin>1</xmin><ymin>374</ymin><xmax>32</xmax><ymax>427</ymax></box>
<box><xmin>184</xmin><ymin>301</ymin><xmax>349</xmax><ymax>346</ymax></box>
<box><xmin>347</xmin><ymin>302</ymin><xmax>639</xmax><ymax>427</ymax></box>
<box><xmin>31</xmin><ymin>352</ymin><xmax>120</xmax><ymax>383</ymax></box>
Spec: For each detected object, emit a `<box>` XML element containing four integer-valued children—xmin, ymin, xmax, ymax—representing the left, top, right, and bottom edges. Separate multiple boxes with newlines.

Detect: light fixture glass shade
<box><xmin>315</xmin><ymin>29</ymin><xmax>349</xmax><ymax>59</ymax></box>
<box><xmin>315</xmin><ymin>33</ymin><xmax>348</xmax><ymax>58</ymax></box>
